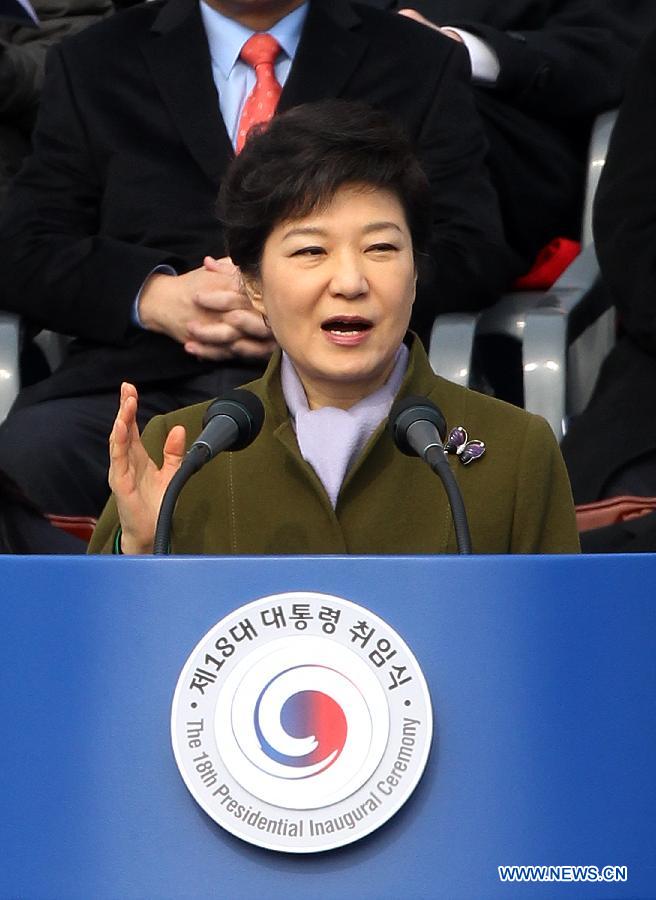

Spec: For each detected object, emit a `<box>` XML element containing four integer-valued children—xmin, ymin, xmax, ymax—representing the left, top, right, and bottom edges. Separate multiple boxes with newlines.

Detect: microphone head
<box><xmin>388</xmin><ymin>395</ymin><xmax>447</xmax><ymax>457</ymax></box>
<box><xmin>202</xmin><ymin>388</ymin><xmax>265</xmax><ymax>451</ymax></box>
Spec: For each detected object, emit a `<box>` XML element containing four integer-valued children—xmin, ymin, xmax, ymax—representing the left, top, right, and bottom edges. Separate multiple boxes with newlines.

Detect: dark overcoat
<box><xmin>0</xmin><ymin>0</ymin><xmax>515</xmax><ymax>405</ymax></box>
<box><xmin>561</xmin><ymin>27</ymin><xmax>656</xmax><ymax>504</ymax></box>
<box><xmin>363</xmin><ymin>0</ymin><xmax>636</xmax><ymax>260</ymax></box>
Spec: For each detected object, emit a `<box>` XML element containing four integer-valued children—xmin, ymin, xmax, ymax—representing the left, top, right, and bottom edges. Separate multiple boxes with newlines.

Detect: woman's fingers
<box><xmin>109</xmin><ymin>414</ymin><xmax>130</xmax><ymax>482</ymax></box>
<box><xmin>109</xmin><ymin>386</ymin><xmax>134</xmax><ymax>480</ymax></box>
<box><xmin>109</xmin><ymin>382</ymin><xmax>149</xmax><ymax>488</ymax></box>
<box><xmin>119</xmin><ymin>383</ymin><xmax>140</xmax><ymax>438</ymax></box>
<box><xmin>117</xmin><ymin>381</ymin><xmax>137</xmax><ymax>416</ymax></box>
<box><xmin>161</xmin><ymin>425</ymin><xmax>187</xmax><ymax>478</ymax></box>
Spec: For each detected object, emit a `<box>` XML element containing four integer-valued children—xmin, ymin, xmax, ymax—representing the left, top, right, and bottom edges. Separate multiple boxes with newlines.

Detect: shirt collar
<box><xmin>199</xmin><ymin>1</ymin><xmax>309</xmax><ymax>79</ymax></box>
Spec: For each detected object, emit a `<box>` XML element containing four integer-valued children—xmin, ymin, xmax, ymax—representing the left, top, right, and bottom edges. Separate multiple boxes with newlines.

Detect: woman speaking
<box><xmin>89</xmin><ymin>101</ymin><xmax>579</xmax><ymax>555</ymax></box>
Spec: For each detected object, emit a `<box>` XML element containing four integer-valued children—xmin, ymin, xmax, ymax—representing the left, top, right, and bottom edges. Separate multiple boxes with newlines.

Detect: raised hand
<box><xmin>108</xmin><ymin>382</ymin><xmax>186</xmax><ymax>554</ymax></box>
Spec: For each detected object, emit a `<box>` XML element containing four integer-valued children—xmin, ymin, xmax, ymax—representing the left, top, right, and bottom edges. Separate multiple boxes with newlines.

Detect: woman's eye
<box><xmin>367</xmin><ymin>243</ymin><xmax>398</xmax><ymax>253</ymax></box>
<box><xmin>292</xmin><ymin>246</ymin><xmax>325</xmax><ymax>257</ymax></box>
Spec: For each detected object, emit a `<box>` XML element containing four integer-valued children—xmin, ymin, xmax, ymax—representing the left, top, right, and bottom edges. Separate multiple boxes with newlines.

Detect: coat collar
<box><xmin>337</xmin><ymin>333</ymin><xmax>467</xmax><ymax>498</ymax></box>
<box><xmin>239</xmin><ymin>333</ymin><xmax>471</xmax><ymax>552</ymax></box>
<box><xmin>253</xmin><ymin>332</ymin><xmax>465</xmax><ymax>428</ymax></box>
<box><xmin>250</xmin><ymin>332</ymin><xmax>467</xmax><ymax>500</ymax></box>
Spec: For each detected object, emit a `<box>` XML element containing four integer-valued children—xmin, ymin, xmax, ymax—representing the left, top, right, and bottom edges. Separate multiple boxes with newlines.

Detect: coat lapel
<box><xmin>140</xmin><ymin>0</ymin><xmax>370</xmax><ymax>183</ymax></box>
<box><xmin>140</xmin><ymin>0</ymin><xmax>233</xmax><ymax>186</ymax></box>
<box><xmin>337</xmin><ymin>337</ymin><xmax>468</xmax><ymax>552</ymax></box>
<box><xmin>279</xmin><ymin>0</ymin><xmax>369</xmax><ymax>112</ymax></box>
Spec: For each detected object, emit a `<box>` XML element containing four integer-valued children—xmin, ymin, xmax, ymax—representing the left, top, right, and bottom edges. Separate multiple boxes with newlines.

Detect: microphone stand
<box><xmin>423</xmin><ymin>445</ymin><xmax>472</xmax><ymax>555</ymax></box>
<box><xmin>153</xmin><ymin>447</ymin><xmax>208</xmax><ymax>556</ymax></box>
<box><xmin>150</xmin><ymin>389</ymin><xmax>265</xmax><ymax>556</ymax></box>
<box><xmin>400</xmin><ymin>413</ymin><xmax>473</xmax><ymax>555</ymax></box>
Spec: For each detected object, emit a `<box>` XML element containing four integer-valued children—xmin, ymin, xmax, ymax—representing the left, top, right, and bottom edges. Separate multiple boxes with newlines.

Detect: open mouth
<box><xmin>321</xmin><ymin>316</ymin><xmax>373</xmax><ymax>335</ymax></box>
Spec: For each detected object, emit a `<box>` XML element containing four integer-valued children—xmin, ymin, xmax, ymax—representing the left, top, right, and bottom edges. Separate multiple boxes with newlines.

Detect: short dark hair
<box><xmin>218</xmin><ymin>99</ymin><xmax>432</xmax><ymax>275</ymax></box>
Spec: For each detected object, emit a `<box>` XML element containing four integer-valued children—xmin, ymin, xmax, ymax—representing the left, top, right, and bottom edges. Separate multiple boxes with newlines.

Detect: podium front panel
<box><xmin>0</xmin><ymin>554</ymin><xmax>654</xmax><ymax>899</ymax></box>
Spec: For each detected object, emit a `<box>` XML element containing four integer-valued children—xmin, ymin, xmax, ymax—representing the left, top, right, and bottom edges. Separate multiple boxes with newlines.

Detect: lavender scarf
<box><xmin>281</xmin><ymin>344</ymin><xmax>409</xmax><ymax>507</ymax></box>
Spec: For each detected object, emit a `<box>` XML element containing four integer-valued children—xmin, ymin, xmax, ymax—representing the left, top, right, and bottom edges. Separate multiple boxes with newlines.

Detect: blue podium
<box><xmin>1</xmin><ymin>554</ymin><xmax>655</xmax><ymax>899</ymax></box>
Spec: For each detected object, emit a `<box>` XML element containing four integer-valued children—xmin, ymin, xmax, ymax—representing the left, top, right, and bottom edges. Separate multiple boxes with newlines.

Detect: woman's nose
<box><xmin>328</xmin><ymin>256</ymin><xmax>368</xmax><ymax>299</ymax></box>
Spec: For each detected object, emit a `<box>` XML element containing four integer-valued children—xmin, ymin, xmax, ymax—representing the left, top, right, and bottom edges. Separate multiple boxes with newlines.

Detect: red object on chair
<box><xmin>514</xmin><ymin>237</ymin><xmax>581</xmax><ymax>291</ymax></box>
<box><xmin>47</xmin><ymin>514</ymin><xmax>97</xmax><ymax>543</ymax></box>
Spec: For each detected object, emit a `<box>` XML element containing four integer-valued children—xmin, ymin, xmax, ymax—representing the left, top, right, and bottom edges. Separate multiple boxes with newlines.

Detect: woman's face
<box><xmin>245</xmin><ymin>183</ymin><xmax>416</xmax><ymax>410</ymax></box>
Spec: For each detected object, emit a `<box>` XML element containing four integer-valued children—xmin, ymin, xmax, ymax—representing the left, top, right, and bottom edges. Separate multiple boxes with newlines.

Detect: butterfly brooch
<box><xmin>444</xmin><ymin>426</ymin><xmax>486</xmax><ymax>466</ymax></box>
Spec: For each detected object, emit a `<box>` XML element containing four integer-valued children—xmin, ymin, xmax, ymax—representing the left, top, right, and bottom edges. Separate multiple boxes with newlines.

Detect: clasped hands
<box><xmin>115</xmin><ymin>255</ymin><xmax>275</xmax><ymax>552</ymax></box>
<box><xmin>138</xmin><ymin>255</ymin><xmax>276</xmax><ymax>361</ymax></box>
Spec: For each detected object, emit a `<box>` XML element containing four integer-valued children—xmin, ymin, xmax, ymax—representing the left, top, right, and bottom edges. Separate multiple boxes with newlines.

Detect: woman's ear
<box><xmin>241</xmin><ymin>272</ymin><xmax>265</xmax><ymax>313</ymax></box>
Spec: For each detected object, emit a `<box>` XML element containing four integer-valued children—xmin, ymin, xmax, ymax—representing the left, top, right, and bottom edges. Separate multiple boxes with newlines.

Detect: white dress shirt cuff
<box><xmin>443</xmin><ymin>27</ymin><xmax>500</xmax><ymax>84</ymax></box>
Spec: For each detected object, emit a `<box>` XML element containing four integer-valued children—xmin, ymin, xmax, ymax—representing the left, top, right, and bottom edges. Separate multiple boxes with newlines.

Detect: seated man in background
<box><xmin>363</xmin><ymin>0</ymin><xmax>637</xmax><ymax>266</ymax></box>
<box><xmin>0</xmin><ymin>0</ymin><xmax>518</xmax><ymax>519</ymax></box>
<box><xmin>560</xmin><ymin>26</ymin><xmax>656</xmax><ymax>551</ymax></box>
<box><xmin>0</xmin><ymin>0</ymin><xmax>113</xmax><ymax>205</ymax></box>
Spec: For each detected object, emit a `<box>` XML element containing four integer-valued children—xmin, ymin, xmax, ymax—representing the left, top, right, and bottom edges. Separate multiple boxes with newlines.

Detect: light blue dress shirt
<box><xmin>134</xmin><ymin>2</ymin><xmax>308</xmax><ymax>326</ymax></box>
<box><xmin>199</xmin><ymin>1</ymin><xmax>308</xmax><ymax>149</ymax></box>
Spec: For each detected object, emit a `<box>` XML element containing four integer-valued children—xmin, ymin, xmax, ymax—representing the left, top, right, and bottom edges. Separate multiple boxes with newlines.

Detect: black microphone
<box><xmin>185</xmin><ymin>390</ymin><xmax>266</xmax><ymax>474</ymax></box>
<box><xmin>153</xmin><ymin>389</ymin><xmax>265</xmax><ymax>555</ymax></box>
<box><xmin>389</xmin><ymin>395</ymin><xmax>472</xmax><ymax>554</ymax></box>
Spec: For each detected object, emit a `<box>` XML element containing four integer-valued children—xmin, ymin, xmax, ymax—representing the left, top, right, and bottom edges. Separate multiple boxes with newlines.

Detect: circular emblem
<box><xmin>171</xmin><ymin>592</ymin><xmax>432</xmax><ymax>853</ymax></box>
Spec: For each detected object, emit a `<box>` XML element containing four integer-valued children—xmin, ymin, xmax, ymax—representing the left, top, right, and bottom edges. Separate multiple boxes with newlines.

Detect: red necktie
<box><xmin>236</xmin><ymin>34</ymin><xmax>283</xmax><ymax>154</ymax></box>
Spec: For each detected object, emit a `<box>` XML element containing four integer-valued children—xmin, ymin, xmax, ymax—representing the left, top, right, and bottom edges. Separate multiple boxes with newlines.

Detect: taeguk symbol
<box><xmin>254</xmin><ymin>665</ymin><xmax>348</xmax><ymax>776</ymax></box>
<box><xmin>216</xmin><ymin>633</ymin><xmax>390</xmax><ymax>809</ymax></box>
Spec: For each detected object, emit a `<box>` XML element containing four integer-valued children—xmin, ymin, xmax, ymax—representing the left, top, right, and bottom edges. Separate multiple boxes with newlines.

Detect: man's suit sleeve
<box><xmin>407</xmin><ymin>0</ymin><xmax>634</xmax><ymax>119</ymax></box>
<box><xmin>409</xmin><ymin>36</ymin><xmax>521</xmax><ymax>333</ymax></box>
<box><xmin>0</xmin><ymin>44</ymin><xmax>182</xmax><ymax>345</ymax></box>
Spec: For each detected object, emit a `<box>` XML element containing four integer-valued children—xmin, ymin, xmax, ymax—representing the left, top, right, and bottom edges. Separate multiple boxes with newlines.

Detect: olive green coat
<box><xmin>89</xmin><ymin>339</ymin><xmax>580</xmax><ymax>555</ymax></box>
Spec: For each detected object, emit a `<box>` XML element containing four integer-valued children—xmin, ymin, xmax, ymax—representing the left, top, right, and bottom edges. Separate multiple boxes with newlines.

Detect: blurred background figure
<box><xmin>608</xmin><ymin>1</ymin><xmax>656</xmax><ymax>38</ymax></box>
<box><xmin>363</xmin><ymin>0</ymin><xmax>638</xmax><ymax>268</ymax></box>
<box><xmin>0</xmin><ymin>0</ymin><xmax>113</xmax><ymax>204</ymax></box>
<box><xmin>358</xmin><ymin>1</ymin><xmax>642</xmax><ymax>409</ymax></box>
<box><xmin>561</xmin><ymin>27</ymin><xmax>656</xmax><ymax>551</ymax></box>
<box><xmin>0</xmin><ymin>469</ymin><xmax>87</xmax><ymax>552</ymax></box>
